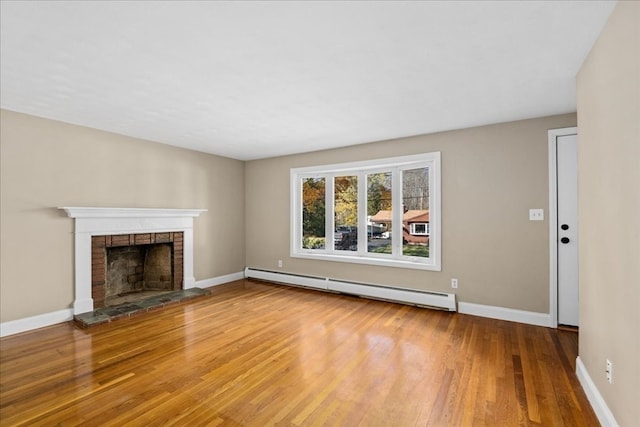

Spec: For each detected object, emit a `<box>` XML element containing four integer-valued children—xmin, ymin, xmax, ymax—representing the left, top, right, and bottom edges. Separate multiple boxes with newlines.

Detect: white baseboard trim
<box><xmin>576</xmin><ymin>356</ymin><xmax>619</xmax><ymax>427</ymax></box>
<box><xmin>457</xmin><ymin>302</ymin><xmax>552</xmax><ymax>327</ymax></box>
<box><xmin>195</xmin><ymin>271</ymin><xmax>245</xmax><ymax>289</ymax></box>
<box><xmin>1</xmin><ymin>309</ymin><xmax>74</xmax><ymax>338</ymax></box>
<box><xmin>1</xmin><ymin>273</ymin><xmax>244</xmax><ymax>338</ymax></box>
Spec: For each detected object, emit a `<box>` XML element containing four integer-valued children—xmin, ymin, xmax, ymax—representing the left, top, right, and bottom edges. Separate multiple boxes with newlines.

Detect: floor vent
<box><xmin>244</xmin><ymin>267</ymin><xmax>456</xmax><ymax>311</ymax></box>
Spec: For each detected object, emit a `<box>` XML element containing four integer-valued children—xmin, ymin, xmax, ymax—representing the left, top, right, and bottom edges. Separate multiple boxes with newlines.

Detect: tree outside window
<box><xmin>302</xmin><ymin>177</ymin><xmax>325</xmax><ymax>249</ymax></box>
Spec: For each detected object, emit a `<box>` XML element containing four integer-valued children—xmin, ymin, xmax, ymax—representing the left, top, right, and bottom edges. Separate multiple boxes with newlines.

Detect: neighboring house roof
<box><xmin>370</xmin><ymin>210</ymin><xmax>393</xmax><ymax>223</ymax></box>
<box><xmin>404</xmin><ymin>210</ymin><xmax>429</xmax><ymax>223</ymax></box>
<box><xmin>370</xmin><ymin>209</ymin><xmax>429</xmax><ymax>224</ymax></box>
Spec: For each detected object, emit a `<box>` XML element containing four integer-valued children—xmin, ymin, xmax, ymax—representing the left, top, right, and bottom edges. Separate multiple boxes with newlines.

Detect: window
<box><xmin>291</xmin><ymin>152</ymin><xmax>441</xmax><ymax>271</ymax></box>
<box><xmin>410</xmin><ymin>223</ymin><xmax>429</xmax><ymax>235</ymax></box>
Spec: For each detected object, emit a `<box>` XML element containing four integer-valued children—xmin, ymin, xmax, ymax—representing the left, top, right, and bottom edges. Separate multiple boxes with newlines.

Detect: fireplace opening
<box><xmin>105</xmin><ymin>243</ymin><xmax>173</xmax><ymax>306</ymax></box>
<box><xmin>92</xmin><ymin>232</ymin><xmax>184</xmax><ymax>309</ymax></box>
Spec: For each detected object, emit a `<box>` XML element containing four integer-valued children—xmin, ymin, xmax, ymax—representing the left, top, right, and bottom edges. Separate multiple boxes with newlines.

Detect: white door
<box><xmin>557</xmin><ymin>134</ymin><xmax>579</xmax><ymax>326</ymax></box>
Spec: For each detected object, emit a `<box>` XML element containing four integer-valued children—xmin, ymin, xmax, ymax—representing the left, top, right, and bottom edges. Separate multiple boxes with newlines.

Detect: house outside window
<box><xmin>291</xmin><ymin>152</ymin><xmax>441</xmax><ymax>271</ymax></box>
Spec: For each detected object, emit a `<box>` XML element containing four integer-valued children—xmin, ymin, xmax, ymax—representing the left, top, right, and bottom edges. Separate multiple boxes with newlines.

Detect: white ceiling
<box><xmin>0</xmin><ymin>1</ymin><xmax>616</xmax><ymax>161</ymax></box>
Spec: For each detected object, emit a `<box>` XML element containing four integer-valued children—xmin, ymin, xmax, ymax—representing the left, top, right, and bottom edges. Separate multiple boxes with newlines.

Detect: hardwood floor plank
<box><xmin>0</xmin><ymin>279</ymin><xmax>599</xmax><ymax>426</ymax></box>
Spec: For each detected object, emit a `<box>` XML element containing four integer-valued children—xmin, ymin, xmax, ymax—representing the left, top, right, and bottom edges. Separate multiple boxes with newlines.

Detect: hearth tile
<box><xmin>114</xmin><ymin>304</ymin><xmax>142</xmax><ymax>314</ymax></box>
<box><xmin>73</xmin><ymin>288</ymin><xmax>211</xmax><ymax>328</ymax></box>
<box><xmin>137</xmin><ymin>298</ymin><xmax>163</xmax><ymax>309</ymax></box>
<box><xmin>74</xmin><ymin>312</ymin><xmax>111</xmax><ymax>327</ymax></box>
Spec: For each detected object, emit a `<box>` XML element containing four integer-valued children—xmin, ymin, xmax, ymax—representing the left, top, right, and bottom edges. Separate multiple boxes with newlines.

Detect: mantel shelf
<box><xmin>59</xmin><ymin>207</ymin><xmax>207</xmax><ymax>219</ymax></box>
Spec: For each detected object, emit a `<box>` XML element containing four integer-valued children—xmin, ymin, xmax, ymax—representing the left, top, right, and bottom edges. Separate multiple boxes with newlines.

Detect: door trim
<box><xmin>548</xmin><ymin>127</ymin><xmax>577</xmax><ymax>328</ymax></box>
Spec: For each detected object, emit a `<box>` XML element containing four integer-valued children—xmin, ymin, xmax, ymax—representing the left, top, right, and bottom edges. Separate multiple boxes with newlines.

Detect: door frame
<box><xmin>548</xmin><ymin>126</ymin><xmax>578</xmax><ymax>328</ymax></box>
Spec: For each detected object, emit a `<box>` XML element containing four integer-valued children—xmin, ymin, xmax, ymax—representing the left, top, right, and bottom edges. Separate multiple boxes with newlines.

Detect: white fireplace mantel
<box><xmin>60</xmin><ymin>207</ymin><xmax>207</xmax><ymax>315</ymax></box>
<box><xmin>61</xmin><ymin>207</ymin><xmax>206</xmax><ymax>219</ymax></box>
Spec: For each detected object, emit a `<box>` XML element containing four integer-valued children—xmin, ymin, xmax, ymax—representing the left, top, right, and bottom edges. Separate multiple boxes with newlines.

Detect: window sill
<box><xmin>290</xmin><ymin>251</ymin><xmax>441</xmax><ymax>271</ymax></box>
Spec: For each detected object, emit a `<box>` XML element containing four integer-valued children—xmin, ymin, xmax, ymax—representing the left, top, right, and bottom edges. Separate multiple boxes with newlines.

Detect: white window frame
<box><xmin>291</xmin><ymin>152</ymin><xmax>441</xmax><ymax>271</ymax></box>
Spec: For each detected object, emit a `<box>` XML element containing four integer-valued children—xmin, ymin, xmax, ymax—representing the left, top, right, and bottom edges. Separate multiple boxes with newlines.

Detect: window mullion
<box><xmin>357</xmin><ymin>171</ymin><xmax>367</xmax><ymax>254</ymax></box>
<box><xmin>429</xmin><ymin>158</ymin><xmax>440</xmax><ymax>267</ymax></box>
<box><xmin>392</xmin><ymin>167</ymin><xmax>403</xmax><ymax>258</ymax></box>
<box><xmin>293</xmin><ymin>175</ymin><xmax>301</xmax><ymax>252</ymax></box>
<box><xmin>326</xmin><ymin>174</ymin><xmax>334</xmax><ymax>253</ymax></box>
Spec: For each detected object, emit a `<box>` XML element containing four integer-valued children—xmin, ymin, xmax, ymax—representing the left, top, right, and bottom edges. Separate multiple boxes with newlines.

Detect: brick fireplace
<box><xmin>60</xmin><ymin>207</ymin><xmax>206</xmax><ymax>315</ymax></box>
<box><xmin>92</xmin><ymin>232</ymin><xmax>184</xmax><ymax>308</ymax></box>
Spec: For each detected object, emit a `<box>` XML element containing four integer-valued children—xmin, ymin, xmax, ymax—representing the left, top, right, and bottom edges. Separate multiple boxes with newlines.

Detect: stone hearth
<box><xmin>74</xmin><ymin>288</ymin><xmax>211</xmax><ymax>328</ymax></box>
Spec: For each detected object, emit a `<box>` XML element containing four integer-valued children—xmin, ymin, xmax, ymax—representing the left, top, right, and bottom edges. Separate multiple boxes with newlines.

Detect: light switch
<box><xmin>529</xmin><ymin>209</ymin><xmax>544</xmax><ymax>221</ymax></box>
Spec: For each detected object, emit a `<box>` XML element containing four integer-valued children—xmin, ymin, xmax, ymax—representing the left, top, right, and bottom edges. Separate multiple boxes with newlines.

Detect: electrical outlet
<box><xmin>529</xmin><ymin>209</ymin><xmax>544</xmax><ymax>221</ymax></box>
<box><xmin>451</xmin><ymin>278</ymin><xmax>458</xmax><ymax>289</ymax></box>
<box><xmin>606</xmin><ymin>359</ymin><xmax>613</xmax><ymax>384</ymax></box>
<box><xmin>277</xmin><ymin>259</ymin><xmax>283</xmax><ymax>268</ymax></box>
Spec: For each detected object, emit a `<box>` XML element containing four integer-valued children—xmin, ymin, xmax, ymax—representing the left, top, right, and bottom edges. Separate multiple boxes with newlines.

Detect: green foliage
<box><xmin>403</xmin><ymin>244</ymin><xmax>429</xmax><ymax>257</ymax></box>
<box><xmin>371</xmin><ymin>244</ymin><xmax>429</xmax><ymax>257</ymax></box>
<box><xmin>302</xmin><ymin>237</ymin><xmax>326</xmax><ymax>249</ymax></box>
<box><xmin>334</xmin><ymin>176</ymin><xmax>358</xmax><ymax>227</ymax></box>
<box><xmin>302</xmin><ymin>178</ymin><xmax>326</xmax><ymax>238</ymax></box>
<box><xmin>371</xmin><ymin>244</ymin><xmax>392</xmax><ymax>254</ymax></box>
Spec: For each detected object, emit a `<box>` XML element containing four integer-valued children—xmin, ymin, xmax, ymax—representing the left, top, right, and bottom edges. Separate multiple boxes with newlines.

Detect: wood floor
<box><xmin>1</xmin><ymin>279</ymin><xmax>598</xmax><ymax>426</ymax></box>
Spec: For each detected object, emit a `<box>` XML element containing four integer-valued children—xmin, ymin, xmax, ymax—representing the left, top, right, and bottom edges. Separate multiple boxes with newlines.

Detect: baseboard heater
<box><xmin>244</xmin><ymin>267</ymin><xmax>456</xmax><ymax>312</ymax></box>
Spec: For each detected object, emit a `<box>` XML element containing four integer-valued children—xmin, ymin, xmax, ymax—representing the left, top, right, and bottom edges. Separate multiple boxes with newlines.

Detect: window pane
<box><xmin>402</xmin><ymin>167</ymin><xmax>429</xmax><ymax>258</ymax></box>
<box><xmin>367</xmin><ymin>172</ymin><xmax>392</xmax><ymax>254</ymax></box>
<box><xmin>302</xmin><ymin>177</ymin><xmax>325</xmax><ymax>249</ymax></box>
<box><xmin>334</xmin><ymin>176</ymin><xmax>358</xmax><ymax>251</ymax></box>
<box><xmin>412</xmin><ymin>223</ymin><xmax>426</xmax><ymax>234</ymax></box>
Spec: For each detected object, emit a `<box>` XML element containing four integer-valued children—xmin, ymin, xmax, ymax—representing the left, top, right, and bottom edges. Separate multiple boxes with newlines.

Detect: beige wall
<box><xmin>246</xmin><ymin>114</ymin><xmax>576</xmax><ymax>313</ymax></box>
<box><xmin>0</xmin><ymin>109</ymin><xmax>246</xmax><ymax>322</ymax></box>
<box><xmin>576</xmin><ymin>2</ymin><xmax>640</xmax><ymax>425</ymax></box>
